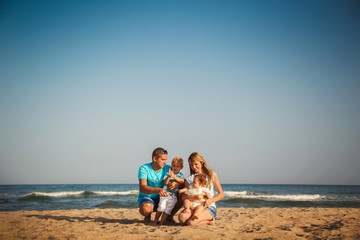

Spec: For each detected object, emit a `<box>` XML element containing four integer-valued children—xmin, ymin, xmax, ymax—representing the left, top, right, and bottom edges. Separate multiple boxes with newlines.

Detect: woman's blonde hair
<box><xmin>188</xmin><ymin>152</ymin><xmax>213</xmax><ymax>189</ymax></box>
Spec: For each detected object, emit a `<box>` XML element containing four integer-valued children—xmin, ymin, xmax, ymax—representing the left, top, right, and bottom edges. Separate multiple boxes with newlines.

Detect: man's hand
<box><xmin>158</xmin><ymin>188</ymin><xmax>169</xmax><ymax>197</ymax></box>
<box><xmin>167</xmin><ymin>181</ymin><xmax>180</xmax><ymax>191</ymax></box>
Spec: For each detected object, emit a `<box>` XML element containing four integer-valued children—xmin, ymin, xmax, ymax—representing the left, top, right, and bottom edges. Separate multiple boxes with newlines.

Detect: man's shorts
<box><xmin>138</xmin><ymin>197</ymin><xmax>159</xmax><ymax>211</ymax></box>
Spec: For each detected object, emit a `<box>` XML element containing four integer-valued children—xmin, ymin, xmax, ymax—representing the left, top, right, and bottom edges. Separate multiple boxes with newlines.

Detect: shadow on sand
<box><xmin>25</xmin><ymin>214</ymin><xmax>141</xmax><ymax>225</ymax></box>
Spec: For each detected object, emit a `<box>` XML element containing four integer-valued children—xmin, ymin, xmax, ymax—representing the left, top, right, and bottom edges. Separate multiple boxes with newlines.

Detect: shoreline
<box><xmin>1</xmin><ymin>208</ymin><xmax>359</xmax><ymax>239</ymax></box>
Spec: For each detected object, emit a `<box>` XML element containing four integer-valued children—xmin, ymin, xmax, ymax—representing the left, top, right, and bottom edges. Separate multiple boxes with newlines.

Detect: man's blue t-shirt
<box><xmin>138</xmin><ymin>163</ymin><xmax>171</xmax><ymax>204</ymax></box>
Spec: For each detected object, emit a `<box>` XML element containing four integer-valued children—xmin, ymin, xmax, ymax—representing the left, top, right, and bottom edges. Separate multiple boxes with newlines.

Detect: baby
<box><xmin>153</xmin><ymin>157</ymin><xmax>184</xmax><ymax>225</ymax></box>
<box><xmin>179</xmin><ymin>175</ymin><xmax>211</xmax><ymax>219</ymax></box>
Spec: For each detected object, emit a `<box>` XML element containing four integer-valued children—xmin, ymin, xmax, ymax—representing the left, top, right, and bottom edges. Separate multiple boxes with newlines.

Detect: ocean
<box><xmin>1</xmin><ymin>184</ymin><xmax>360</xmax><ymax>211</ymax></box>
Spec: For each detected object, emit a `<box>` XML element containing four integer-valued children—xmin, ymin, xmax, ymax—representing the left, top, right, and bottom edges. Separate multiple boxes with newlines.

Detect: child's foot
<box><xmin>152</xmin><ymin>220</ymin><xmax>159</xmax><ymax>226</ymax></box>
<box><xmin>144</xmin><ymin>215</ymin><xmax>151</xmax><ymax>224</ymax></box>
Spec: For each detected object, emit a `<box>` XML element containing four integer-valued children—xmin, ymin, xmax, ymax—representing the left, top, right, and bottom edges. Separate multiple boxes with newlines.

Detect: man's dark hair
<box><xmin>152</xmin><ymin>147</ymin><xmax>167</xmax><ymax>158</ymax></box>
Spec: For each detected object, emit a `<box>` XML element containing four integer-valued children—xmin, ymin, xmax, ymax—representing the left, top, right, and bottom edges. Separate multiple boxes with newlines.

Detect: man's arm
<box><xmin>139</xmin><ymin>179</ymin><xmax>169</xmax><ymax>197</ymax></box>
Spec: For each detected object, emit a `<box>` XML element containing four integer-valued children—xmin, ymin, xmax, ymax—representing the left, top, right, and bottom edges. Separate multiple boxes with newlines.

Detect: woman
<box><xmin>178</xmin><ymin>152</ymin><xmax>224</xmax><ymax>226</ymax></box>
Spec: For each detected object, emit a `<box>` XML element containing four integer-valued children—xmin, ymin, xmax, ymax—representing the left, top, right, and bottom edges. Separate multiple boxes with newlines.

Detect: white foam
<box><xmin>24</xmin><ymin>190</ymin><xmax>139</xmax><ymax>197</ymax></box>
<box><xmin>27</xmin><ymin>191</ymin><xmax>85</xmax><ymax>197</ymax></box>
<box><xmin>93</xmin><ymin>190</ymin><xmax>139</xmax><ymax>196</ymax></box>
<box><xmin>224</xmin><ymin>191</ymin><xmax>250</xmax><ymax>197</ymax></box>
<box><xmin>224</xmin><ymin>191</ymin><xmax>323</xmax><ymax>201</ymax></box>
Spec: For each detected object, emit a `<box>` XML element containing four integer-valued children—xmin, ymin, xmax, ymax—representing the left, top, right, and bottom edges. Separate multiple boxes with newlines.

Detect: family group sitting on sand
<box><xmin>138</xmin><ymin>147</ymin><xmax>224</xmax><ymax>226</ymax></box>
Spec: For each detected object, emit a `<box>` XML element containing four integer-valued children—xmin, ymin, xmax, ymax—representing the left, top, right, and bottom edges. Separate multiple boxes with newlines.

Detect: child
<box><xmin>179</xmin><ymin>174</ymin><xmax>211</xmax><ymax>219</ymax></box>
<box><xmin>163</xmin><ymin>156</ymin><xmax>185</xmax><ymax>185</ymax></box>
<box><xmin>153</xmin><ymin>157</ymin><xmax>184</xmax><ymax>225</ymax></box>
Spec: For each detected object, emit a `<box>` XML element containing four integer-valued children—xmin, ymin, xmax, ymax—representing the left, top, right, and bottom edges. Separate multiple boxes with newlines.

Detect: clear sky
<box><xmin>1</xmin><ymin>0</ymin><xmax>359</xmax><ymax>185</ymax></box>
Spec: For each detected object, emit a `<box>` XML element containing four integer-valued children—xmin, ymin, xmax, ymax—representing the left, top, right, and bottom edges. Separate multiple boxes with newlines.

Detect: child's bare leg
<box><xmin>183</xmin><ymin>199</ymin><xmax>192</xmax><ymax>214</ymax></box>
<box><xmin>193</xmin><ymin>205</ymin><xmax>204</xmax><ymax>219</ymax></box>
<box><xmin>159</xmin><ymin>213</ymin><xmax>169</xmax><ymax>225</ymax></box>
<box><xmin>152</xmin><ymin>211</ymin><xmax>162</xmax><ymax>225</ymax></box>
<box><xmin>167</xmin><ymin>197</ymin><xmax>183</xmax><ymax>223</ymax></box>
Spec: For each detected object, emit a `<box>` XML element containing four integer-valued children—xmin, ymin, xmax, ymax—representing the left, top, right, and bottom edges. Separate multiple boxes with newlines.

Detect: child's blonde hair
<box><xmin>171</xmin><ymin>157</ymin><xmax>183</xmax><ymax>167</ymax></box>
<box><xmin>194</xmin><ymin>175</ymin><xmax>207</xmax><ymax>187</ymax></box>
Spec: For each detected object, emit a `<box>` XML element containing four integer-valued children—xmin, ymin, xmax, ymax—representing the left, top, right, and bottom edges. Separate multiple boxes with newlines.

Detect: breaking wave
<box><xmin>22</xmin><ymin>190</ymin><xmax>139</xmax><ymax>198</ymax></box>
<box><xmin>224</xmin><ymin>191</ymin><xmax>324</xmax><ymax>201</ymax></box>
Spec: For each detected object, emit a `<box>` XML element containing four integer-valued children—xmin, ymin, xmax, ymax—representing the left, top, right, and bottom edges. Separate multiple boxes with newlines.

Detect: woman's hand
<box><xmin>203</xmin><ymin>192</ymin><xmax>211</xmax><ymax>199</ymax></box>
<box><xmin>205</xmin><ymin>198</ymin><xmax>214</xmax><ymax>207</ymax></box>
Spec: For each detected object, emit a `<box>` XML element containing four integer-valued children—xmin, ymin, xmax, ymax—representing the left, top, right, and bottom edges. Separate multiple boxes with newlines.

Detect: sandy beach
<box><xmin>0</xmin><ymin>208</ymin><xmax>359</xmax><ymax>239</ymax></box>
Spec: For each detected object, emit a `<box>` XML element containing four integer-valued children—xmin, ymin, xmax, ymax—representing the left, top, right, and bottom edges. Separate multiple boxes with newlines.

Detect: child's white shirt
<box><xmin>186</xmin><ymin>185</ymin><xmax>210</xmax><ymax>196</ymax></box>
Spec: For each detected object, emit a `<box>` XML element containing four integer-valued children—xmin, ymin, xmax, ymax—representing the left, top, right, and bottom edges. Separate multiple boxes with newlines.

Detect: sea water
<box><xmin>1</xmin><ymin>184</ymin><xmax>360</xmax><ymax>211</ymax></box>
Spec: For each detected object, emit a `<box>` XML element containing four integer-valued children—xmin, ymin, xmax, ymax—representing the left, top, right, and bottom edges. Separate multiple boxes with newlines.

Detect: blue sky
<box><xmin>1</xmin><ymin>0</ymin><xmax>359</xmax><ymax>185</ymax></box>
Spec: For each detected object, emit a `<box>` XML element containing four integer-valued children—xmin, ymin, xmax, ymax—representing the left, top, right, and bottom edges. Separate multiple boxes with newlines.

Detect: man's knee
<box><xmin>139</xmin><ymin>202</ymin><xmax>154</xmax><ymax>216</ymax></box>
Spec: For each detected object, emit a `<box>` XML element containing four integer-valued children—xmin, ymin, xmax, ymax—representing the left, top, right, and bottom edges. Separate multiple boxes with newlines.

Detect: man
<box><xmin>138</xmin><ymin>147</ymin><xmax>175</xmax><ymax>223</ymax></box>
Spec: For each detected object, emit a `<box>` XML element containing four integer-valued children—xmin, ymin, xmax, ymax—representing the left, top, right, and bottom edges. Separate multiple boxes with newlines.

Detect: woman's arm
<box><xmin>205</xmin><ymin>173</ymin><xmax>224</xmax><ymax>207</ymax></box>
<box><xmin>179</xmin><ymin>179</ymin><xmax>189</xmax><ymax>200</ymax></box>
<box><xmin>178</xmin><ymin>187</ymin><xmax>188</xmax><ymax>194</ymax></box>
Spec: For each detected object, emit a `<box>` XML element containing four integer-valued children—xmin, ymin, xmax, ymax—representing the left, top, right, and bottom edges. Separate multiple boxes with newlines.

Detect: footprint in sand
<box><xmin>276</xmin><ymin>225</ymin><xmax>292</xmax><ymax>231</ymax></box>
<box><xmin>172</xmin><ymin>229</ymin><xmax>182</xmax><ymax>235</ymax></box>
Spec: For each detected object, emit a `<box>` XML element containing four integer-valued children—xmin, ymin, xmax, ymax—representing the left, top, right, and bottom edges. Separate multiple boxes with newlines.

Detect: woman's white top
<box><xmin>185</xmin><ymin>172</ymin><xmax>217</xmax><ymax>208</ymax></box>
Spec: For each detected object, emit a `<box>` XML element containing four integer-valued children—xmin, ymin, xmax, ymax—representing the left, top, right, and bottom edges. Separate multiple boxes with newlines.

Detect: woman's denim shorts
<box><xmin>205</xmin><ymin>206</ymin><xmax>217</xmax><ymax>219</ymax></box>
